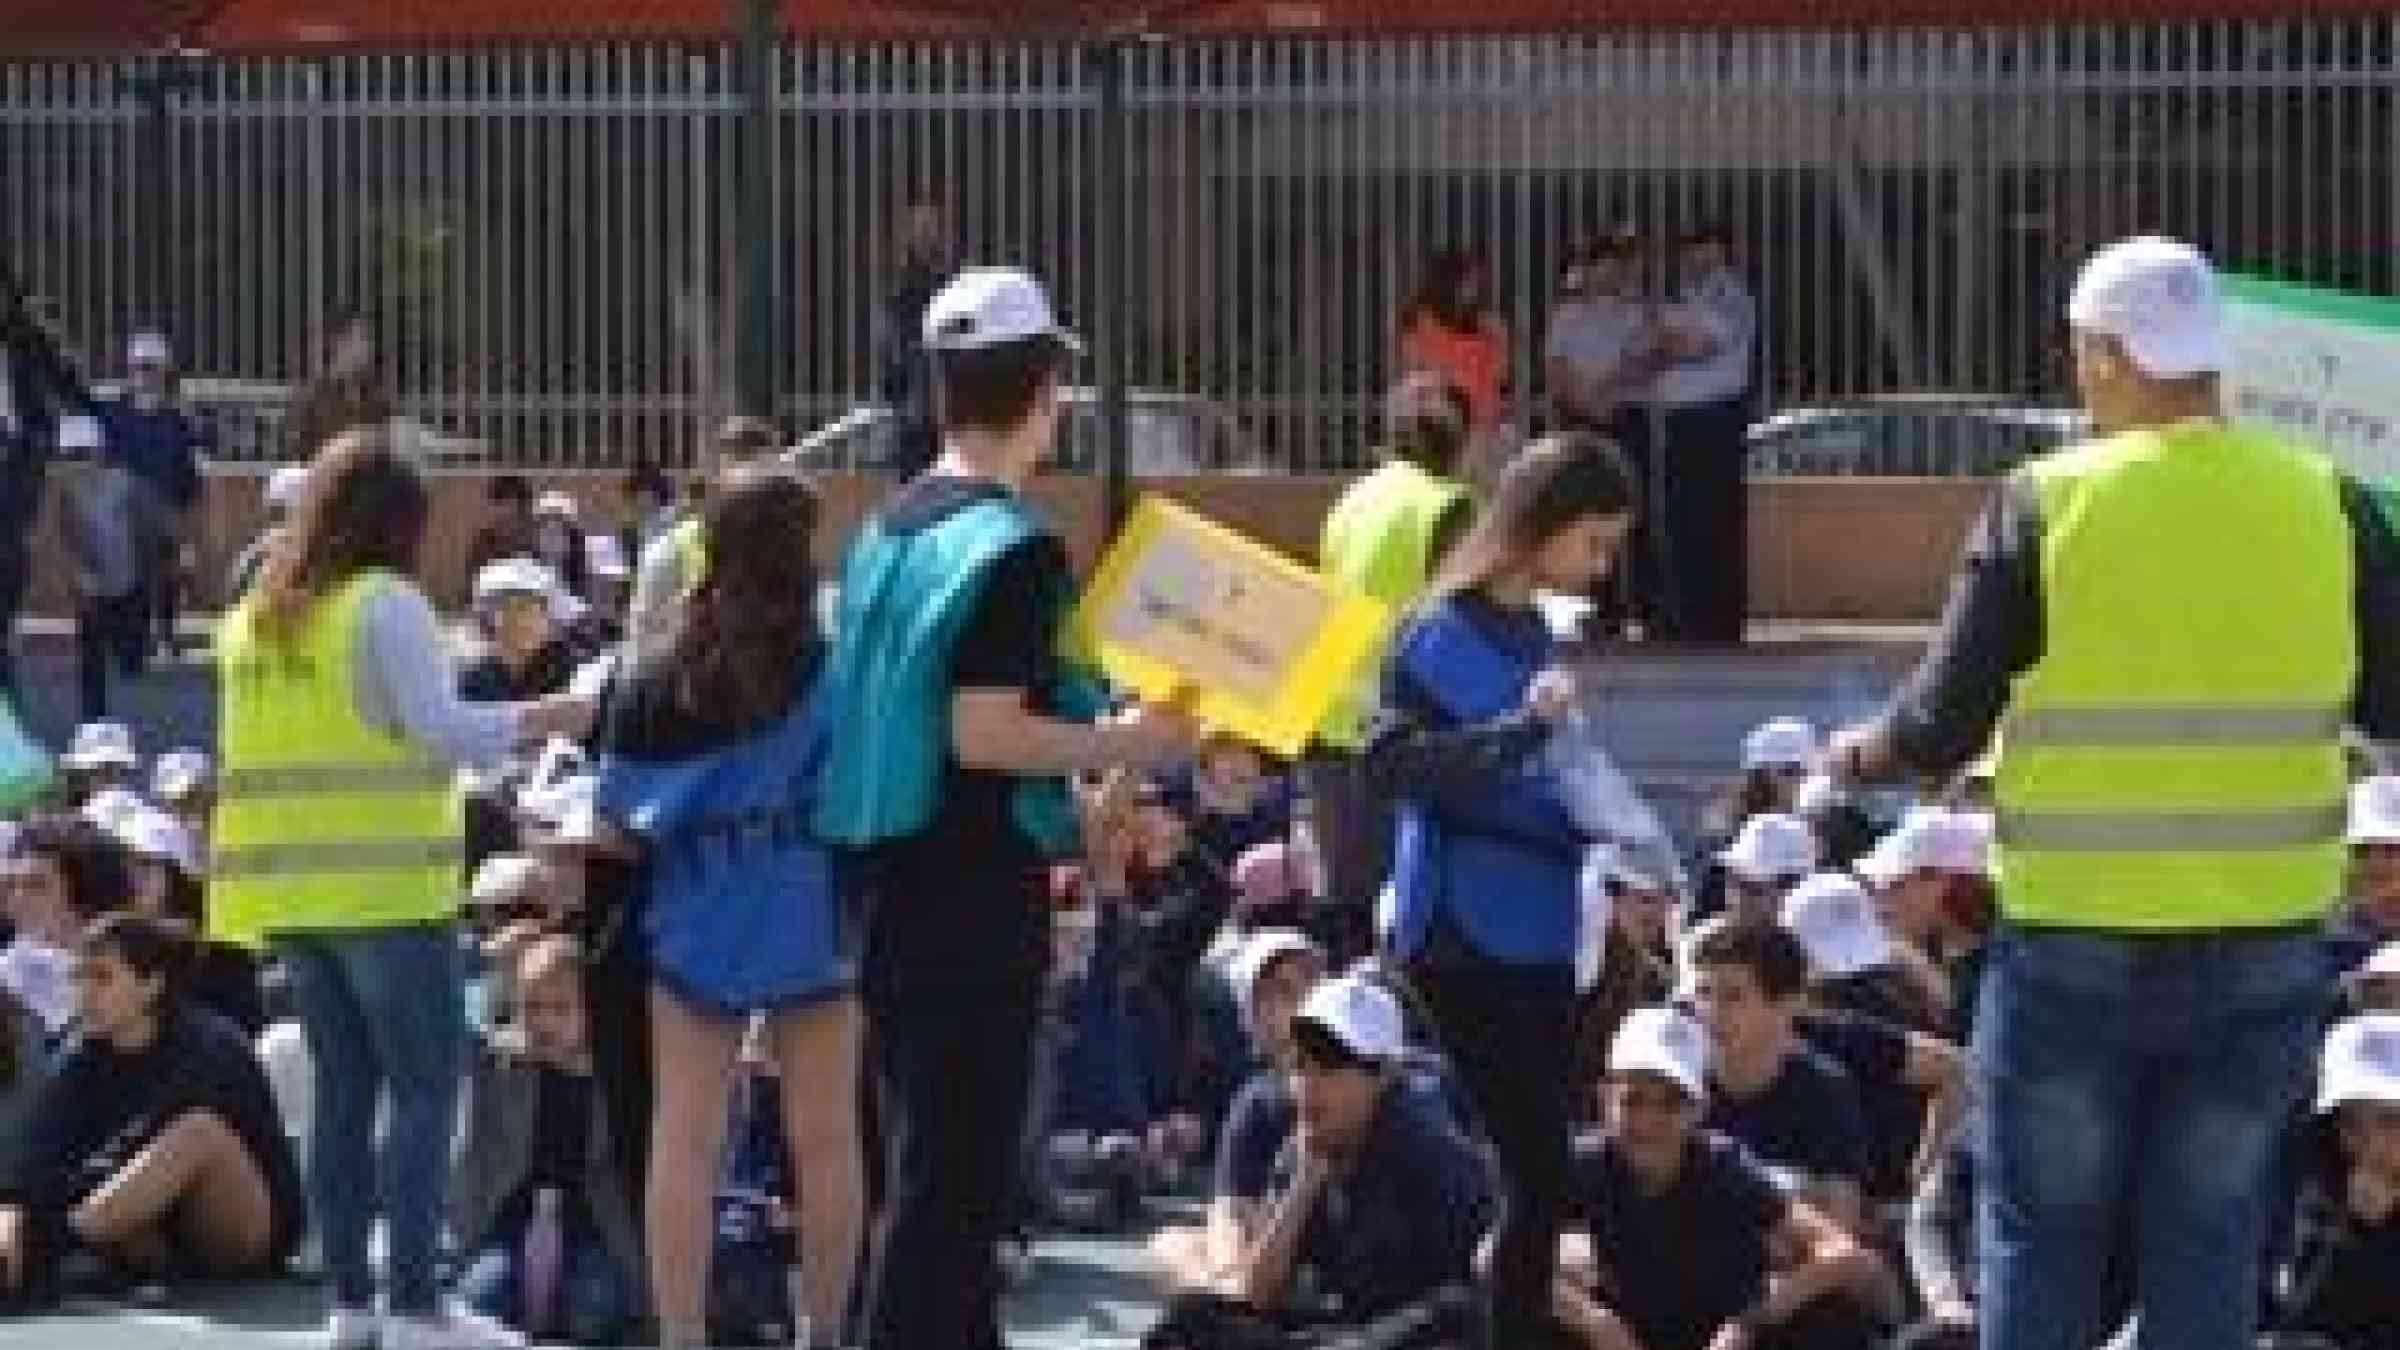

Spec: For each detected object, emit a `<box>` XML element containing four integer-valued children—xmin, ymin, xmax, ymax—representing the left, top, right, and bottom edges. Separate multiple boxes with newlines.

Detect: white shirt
<box><xmin>1650</xmin><ymin>268</ymin><xmax>1757</xmax><ymax>408</ymax></box>
<box><xmin>1545</xmin><ymin>294</ymin><xmax>1655</xmax><ymax>417</ymax></box>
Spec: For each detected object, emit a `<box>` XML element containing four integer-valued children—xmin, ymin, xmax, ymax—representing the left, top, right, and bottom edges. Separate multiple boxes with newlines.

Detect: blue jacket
<box><xmin>1371</xmin><ymin>592</ymin><xmax>1588</xmax><ymax>967</ymax></box>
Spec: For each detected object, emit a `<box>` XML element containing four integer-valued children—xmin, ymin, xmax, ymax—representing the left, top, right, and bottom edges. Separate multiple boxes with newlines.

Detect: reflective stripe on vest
<box><xmin>1993</xmin><ymin>422</ymin><xmax>2356</xmax><ymax>931</ymax></box>
<box><xmin>214</xmin><ymin>837</ymin><xmax>465</xmax><ymax>879</ymax></box>
<box><xmin>218</xmin><ymin>762</ymin><xmax>459</xmax><ymax>797</ymax></box>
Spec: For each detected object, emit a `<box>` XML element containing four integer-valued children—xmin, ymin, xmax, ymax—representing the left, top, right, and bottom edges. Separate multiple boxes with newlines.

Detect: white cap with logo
<box><xmin>2317</xmin><ymin>1012</ymin><xmax>2400</xmax><ymax>1114</ymax></box>
<box><xmin>1293</xmin><ymin>973</ymin><xmax>1407</xmax><ymax>1064</ymax></box>
<box><xmin>1608</xmin><ymin>1004</ymin><xmax>1710</xmax><ymax>1102</ymax></box>
<box><xmin>1717</xmin><ymin>812</ymin><xmax>1819</xmax><ymax>885</ymax></box>
<box><xmin>1741</xmin><ymin>717</ymin><xmax>1818</xmax><ymax>773</ymax></box>
<box><xmin>922</xmin><ymin>268</ymin><xmax>1084</xmax><ymax>354</ymax></box>
<box><xmin>2067</xmin><ymin>235</ymin><xmax>2229</xmax><ymax>379</ymax></box>
<box><xmin>2348</xmin><ymin>776</ymin><xmax>2400</xmax><ymax>846</ymax></box>
<box><xmin>1782</xmin><ymin>871</ymin><xmax>1896</xmax><ymax>979</ymax></box>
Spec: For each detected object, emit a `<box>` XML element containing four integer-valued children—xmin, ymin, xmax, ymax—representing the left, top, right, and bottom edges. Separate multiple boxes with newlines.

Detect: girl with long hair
<box><xmin>584</xmin><ymin>466</ymin><xmax>861</xmax><ymax>1350</ymax></box>
<box><xmin>214</xmin><ymin>427</ymin><xmax>590</xmax><ymax>1350</ymax></box>
<box><xmin>1368</xmin><ymin>432</ymin><xmax>1640</xmax><ymax>1347</ymax></box>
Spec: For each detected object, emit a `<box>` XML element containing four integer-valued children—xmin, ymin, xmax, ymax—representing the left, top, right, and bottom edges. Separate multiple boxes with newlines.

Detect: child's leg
<box><xmin>646</xmin><ymin>986</ymin><xmax>743</xmax><ymax>1347</ymax></box>
<box><xmin>767</xmin><ymin>996</ymin><xmax>863</xmax><ymax>1345</ymax></box>
<box><xmin>68</xmin><ymin>1109</ymin><xmax>277</xmax><ymax>1277</ymax></box>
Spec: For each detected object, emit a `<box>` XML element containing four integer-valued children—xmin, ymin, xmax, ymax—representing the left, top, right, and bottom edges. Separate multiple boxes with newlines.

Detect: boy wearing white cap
<box><xmin>1552</xmin><ymin>1006</ymin><xmax>1874</xmax><ymax>1350</ymax></box>
<box><xmin>819</xmin><ymin>267</ymin><xmax>1198</xmax><ymax>1350</ymax></box>
<box><xmin>57</xmin><ymin>719</ymin><xmax>141</xmax><ymax>805</ymax></box>
<box><xmin>2336</xmin><ymin>776</ymin><xmax>2400</xmax><ymax>972</ymax></box>
<box><xmin>2269</xmin><ymin>1014</ymin><xmax>2400</xmax><ymax>1345</ymax></box>
<box><xmin>1214</xmin><ymin>974</ymin><xmax>1491</xmax><ymax>1332</ymax></box>
<box><xmin>1826</xmin><ymin>236</ymin><xmax>2400</xmax><ymax>1350</ymax></box>
<box><xmin>1711</xmin><ymin>812</ymin><xmax>1819</xmax><ymax>924</ymax></box>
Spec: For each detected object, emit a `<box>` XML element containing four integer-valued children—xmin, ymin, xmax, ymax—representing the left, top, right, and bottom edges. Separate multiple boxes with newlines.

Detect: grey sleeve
<box><xmin>623</xmin><ymin>532</ymin><xmax>690</xmax><ymax>649</ymax></box>
<box><xmin>1880</xmin><ymin>477</ymin><xmax>2045</xmax><ymax>778</ymax></box>
<box><xmin>2343</xmin><ymin>478</ymin><xmax>2400</xmax><ymax>748</ymax></box>
<box><xmin>352</xmin><ymin>586</ymin><xmax>525</xmax><ymax>767</ymax></box>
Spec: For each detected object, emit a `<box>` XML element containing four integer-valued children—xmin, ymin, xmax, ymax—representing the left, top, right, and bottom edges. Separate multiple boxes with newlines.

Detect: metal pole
<box><xmin>122</xmin><ymin>48</ymin><xmax>200</xmax><ymax>338</ymax></box>
<box><xmin>1093</xmin><ymin>40</ymin><xmax>1132</xmax><ymax>530</ymax></box>
<box><xmin>732</xmin><ymin>0</ymin><xmax>779</xmax><ymax>422</ymax></box>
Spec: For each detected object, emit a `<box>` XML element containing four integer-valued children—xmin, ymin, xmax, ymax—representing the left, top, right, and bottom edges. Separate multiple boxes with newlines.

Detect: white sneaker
<box><xmin>383</xmin><ymin>1310</ymin><xmax>529</xmax><ymax>1350</ymax></box>
<box><xmin>324</xmin><ymin>1307</ymin><xmax>382</xmax><ymax>1350</ymax></box>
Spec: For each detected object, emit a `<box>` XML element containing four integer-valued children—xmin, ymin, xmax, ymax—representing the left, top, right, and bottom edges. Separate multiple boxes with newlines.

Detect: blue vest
<box><xmin>1382</xmin><ymin>597</ymin><xmax>1586</xmax><ymax>968</ymax></box>
<box><xmin>814</xmin><ymin>493</ymin><xmax>1100</xmax><ymax>857</ymax></box>
<box><xmin>596</xmin><ymin>679</ymin><xmax>847</xmax><ymax>1015</ymax></box>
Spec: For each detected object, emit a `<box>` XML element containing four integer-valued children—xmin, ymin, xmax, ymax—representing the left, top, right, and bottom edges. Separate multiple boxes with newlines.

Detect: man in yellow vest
<box><xmin>1307</xmin><ymin>374</ymin><xmax>1473</xmax><ymax>919</ymax></box>
<box><xmin>1827</xmin><ymin>237</ymin><xmax>2400</xmax><ymax>1350</ymax></box>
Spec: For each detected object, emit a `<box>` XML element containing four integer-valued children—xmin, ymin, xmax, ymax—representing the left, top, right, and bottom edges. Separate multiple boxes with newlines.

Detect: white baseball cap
<box><xmin>1293</xmin><ymin>973</ymin><xmax>1406</xmax><ymax>1065</ymax></box>
<box><xmin>2316</xmin><ymin>1012</ymin><xmax>2400</xmax><ymax>1115</ymax></box>
<box><xmin>1741</xmin><ymin>717</ymin><xmax>1818</xmax><ymax>773</ymax></box>
<box><xmin>80</xmin><ymin>786</ymin><xmax>148</xmax><ymax>835</ymax></box>
<box><xmin>1228</xmin><ymin>928</ymin><xmax>1324</xmax><ymax>1018</ymax></box>
<box><xmin>264</xmin><ymin>464</ymin><xmax>310</xmax><ymax>513</ymax></box>
<box><xmin>534</xmin><ymin>490</ymin><xmax>579</xmax><ymax>518</ymax></box>
<box><xmin>62</xmin><ymin>720</ymin><xmax>139</xmax><ymax>770</ymax></box>
<box><xmin>922</xmin><ymin>267</ymin><xmax>1084</xmax><ymax>354</ymax></box>
<box><xmin>56</xmin><ymin>413</ymin><xmax>104</xmax><ymax>453</ymax></box>
<box><xmin>126</xmin><ymin>331</ymin><xmax>172</xmax><ymax>367</ymax></box>
<box><xmin>469</xmin><ymin>853</ymin><xmax>543</xmax><ymax>907</ymax></box>
<box><xmin>1857</xmin><ymin>807</ymin><xmax>1993</xmax><ymax>886</ymax></box>
<box><xmin>2347</xmin><ymin>777</ymin><xmax>2400</xmax><ymax>846</ymax></box>
<box><xmin>2349</xmin><ymin>941</ymin><xmax>2400</xmax><ymax>986</ymax></box>
<box><xmin>151</xmin><ymin>748</ymin><xmax>214</xmax><ymax>802</ymax></box>
<box><xmin>113</xmin><ymin>807</ymin><xmax>203</xmax><ymax>879</ymax></box>
<box><xmin>474</xmin><ymin>557</ymin><xmax>559</xmax><ymax>608</ymax></box>
<box><xmin>1781</xmin><ymin>871</ymin><xmax>1896</xmax><ymax>979</ymax></box>
<box><xmin>2067</xmin><ymin>235</ymin><xmax>2230</xmax><ymax>379</ymax></box>
<box><xmin>1717</xmin><ymin>812</ymin><xmax>1819</xmax><ymax>885</ymax></box>
<box><xmin>1608</xmin><ymin>1004</ymin><xmax>1711</xmax><ymax>1102</ymax></box>
<box><xmin>585</xmin><ymin>531</ymin><xmax>630</xmax><ymax>580</ymax></box>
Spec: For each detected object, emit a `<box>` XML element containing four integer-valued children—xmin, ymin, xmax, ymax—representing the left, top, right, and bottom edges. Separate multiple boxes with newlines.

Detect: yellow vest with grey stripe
<box><xmin>1995</xmin><ymin>420</ymin><xmax>2356</xmax><ymax>930</ymax></box>
<box><xmin>211</xmin><ymin>570</ymin><xmax>463</xmax><ymax>948</ymax></box>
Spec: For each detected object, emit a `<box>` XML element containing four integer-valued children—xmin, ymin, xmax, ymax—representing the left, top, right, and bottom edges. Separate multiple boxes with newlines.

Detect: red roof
<box><xmin>11</xmin><ymin>0</ymin><xmax>2393</xmax><ymax>56</ymax></box>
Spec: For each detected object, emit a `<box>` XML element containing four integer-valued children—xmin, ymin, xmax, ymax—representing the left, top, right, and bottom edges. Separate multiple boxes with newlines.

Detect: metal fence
<box><xmin>4</xmin><ymin>19</ymin><xmax>2395</xmax><ymax>470</ymax></box>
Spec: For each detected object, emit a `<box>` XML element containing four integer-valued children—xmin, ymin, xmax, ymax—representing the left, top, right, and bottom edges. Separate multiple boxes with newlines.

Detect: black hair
<box><xmin>14</xmin><ymin>815</ymin><xmax>134</xmax><ymax>922</ymax></box>
<box><xmin>1425</xmin><ymin>431</ymin><xmax>1639</xmax><ymax>603</ymax></box>
<box><xmin>1685</xmin><ymin>915</ymin><xmax>1812</xmax><ymax>1002</ymax></box>
<box><xmin>79</xmin><ymin>910</ymin><xmax>190</xmax><ymax>1011</ymax></box>
<box><xmin>488</xmin><ymin>474</ymin><xmax>534</xmax><ymax>507</ymax></box>
<box><xmin>1403</xmin><ymin>248</ymin><xmax>1489</xmax><ymax>330</ymax></box>
<box><xmin>934</xmin><ymin>335</ymin><xmax>1069</xmax><ymax>434</ymax></box>
<box><xmin>645</xmin><ymin>464</ymin><xmax>821</xmax><ymax>733</ymax></box>
<box><xmin>1383</xmin><ymin>373</ymin><xmax>1470</xmax><ymax>477</ymax></box>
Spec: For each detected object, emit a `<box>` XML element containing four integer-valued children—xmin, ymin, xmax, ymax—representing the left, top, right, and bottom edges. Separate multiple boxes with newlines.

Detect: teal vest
<box><xmin>815</xmin><ymin>493</ymin><xmax>1100</xmax><ymax>856</ymax></box>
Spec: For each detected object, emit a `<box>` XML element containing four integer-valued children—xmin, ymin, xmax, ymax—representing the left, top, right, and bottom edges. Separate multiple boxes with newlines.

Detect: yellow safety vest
<box><xmin>211</xmin><ymin>570</ymin><xmax>464</xmax><ymax>948</ymax></box>
<box><xmin>1316</xmin><ymin>460</ymin><xmax>1469</xmax><ymax>749</ymax></box>
<box><xmin>1995</xmin><ymin>420</ymin><xmax>2357</xmax><ymax>931</ymax></box>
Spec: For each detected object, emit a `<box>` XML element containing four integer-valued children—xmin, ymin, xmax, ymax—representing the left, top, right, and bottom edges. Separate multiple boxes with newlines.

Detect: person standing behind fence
<box><xmin>1399</xmin><ymin>249</ymin><xmax>1510</xmax><ymax>483</ymax></box>
<box><xmin>875</xmin><ymin>197</ymin><xmax>954</xmax><ymax>482</ymax></box>
<box><xmin>1826</xmin><ymin>236</ymin><xmax>2400</xmax><ymax>1350</ymax></box>
<box><xmin>57</xmin><ymin>417</ymin><xmax>150</xmax><ymax>722</ymax></box>
<box><xmin>1308</xmin><ymin>373</ymin><xmax>1474</xmax><ymax>920</ymax></box>
<box><xmin>1369</xmin><ymin>433</ymin><xmax>1638</xmax><ymax>1349</ymax></box>
<box><xmin>1645</xmin><ymin>223</ymin><xmax>1757</xmax><ymax>645</ymax></box>
<box><xmin>211</xmin><ymin>428</ymin><xmax>594</xmax><ymax>1350</ymax></box>
<box><xmin>815</xmin><ymin>267</ymin><xmax>1198</xmax><ymax>1350</ymax></box>
<box><xmin>96</xmin><ymin>332</ymin><xmax>210</xmax><ymax>660</ymax></box>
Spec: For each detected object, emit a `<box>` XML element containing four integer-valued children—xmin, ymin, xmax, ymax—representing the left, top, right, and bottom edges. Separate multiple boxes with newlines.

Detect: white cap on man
<box><xmin>264</xmin><ymin>464</ymin><xmax>311</xmax><ymax>514</ymax></box>
<box><xmin>2317</xmin><ymin>1012</ymin><xmax>2400</xmax><ymax>1115</ymax></box>
<box><xmin>534</xmin><ymin>491</ymin><xmax>579</xmax><ymax>519</ymax></box>
<box><xmin>1717</xmin><ymin>812</ymin><xmax>1819</xmax><ymax>885</ymax></box>
<box><xmin>2067</xmin><ymin>236</ymin><xmax>2230</xmax><ymax>379</ymax></box>
<box><xmin>62</xmin><ymin>720</ymin><xmax>139</xmax><ymax>770</ymax></box>
<box><xmin>126</xmin><ymin>331</ymin><xmax>172</xmax><ymax>368</ymax></box>
<box><xmin>922</xmin><ymin>268</ymin><xmax>1085</xmax><ymax>354</ymax></box>
<box><xmin>474</xmin><ymin>557</ymin><xmax>559</xmax><ymax>610</ymax></box>
<box><xmin>81</xmin><ymin>786</ymin><xmax>147</xmax><ymax>835</ymax></box>
<box><xmin>1608</xmin><ymin>1004</ymin><xmax>1710</xmax><ymax>1102</ymax></box>
<box><xmin>2347</xmin><ymin>777</ymin><xmax>2400</xmax><ymax>846</ymax></box>
<box><xmin>1857</xmin><ymin>807</ymin><xmax>1993</xmax><ymax>886</ymax></box>
<box><xmin>1228</xmin><ymin>928</ymin><xmax>1323</xmax><ymax>1019</ymax></box>
<box><xmin>114</xmin><ymin>807</ymin><xmax>203</xmax><ymax>879</ymax></box>
<box><xmin>152</xmin><ymin>748</ymin><xmax>215</xmax><ymax>802</ymax></box>
<box><xmin>2349</xmin><ymin>941</ymin><xmax>2400</xmax><ymax>988</ymax></box>
<box><xmin>469</xmin><ymin>854</ymin><xmax>544</xmax><ymax>908</ymax></box>
<box><xmin>1741</xmin><ymin>717</ymin><xmax>1818</xmax><ymax>773</ymax></box>
<box><xmin>1782</xmin><ymin>871</ymin><xmax>1896</xmax><ymax>979</ymax></box>
<box><xmin>1292</xmin><ymin>973</ymin><xmax>1406</xmax><ymax>1064</ymax></box>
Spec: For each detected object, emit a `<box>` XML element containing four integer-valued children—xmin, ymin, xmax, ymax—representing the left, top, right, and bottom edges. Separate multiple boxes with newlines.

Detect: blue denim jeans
<box><xmin>273</xmin><ymin>925</ymin><xmax>467</xmax><ymax>1316</ymax></box>
<box><xmin>1973</xmin><ymin>924</ymin><xmax>2333</xmax><ymax>1350</ymax></box>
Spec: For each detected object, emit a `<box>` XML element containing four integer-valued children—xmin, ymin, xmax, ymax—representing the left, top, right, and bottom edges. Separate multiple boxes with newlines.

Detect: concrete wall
<box><xmin>28</xmin><ymin>467</ymin><xmax>1988</xmax><ymax>624</ymax></box>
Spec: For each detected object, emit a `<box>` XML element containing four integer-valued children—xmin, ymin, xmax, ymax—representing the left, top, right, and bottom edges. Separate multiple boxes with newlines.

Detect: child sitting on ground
<box><xmin>2271</xmin><ymin>1013</ymin><xmax>2400</xmax><ymax>1348</ymax></box>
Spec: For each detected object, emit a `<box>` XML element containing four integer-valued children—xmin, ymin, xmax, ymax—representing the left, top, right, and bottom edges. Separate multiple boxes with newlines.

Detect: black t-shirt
<box><xmin>1703</xmin><ymin>1043</ymin><xmax>1869</xmax><ymax>1191</ymax></box>
<box><xmin>528</xmin><ymin>1066</ymin><xmax>595</xmax><ymax>1192</ymax></box>
<box><xmin>1797</xmin><ymin>1010</ymin><xmax>1923</xmax><ymax>1202</ymax></box>
<box><xmin>860</xmin><ymin>476</ymin><xmax>1076</xmax><ymax>1000</ymax></box>
<box><xmin>1567</xmin><ymin>1129</ymin><xmax>1787</xmax><ymax>1350</ymax></box>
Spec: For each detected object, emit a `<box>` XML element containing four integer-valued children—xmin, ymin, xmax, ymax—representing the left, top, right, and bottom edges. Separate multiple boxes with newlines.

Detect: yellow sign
<box><xmin>1069</xmin><ymin>495</ymin><xmax>1393</xmax><ymax>758</ymax></box>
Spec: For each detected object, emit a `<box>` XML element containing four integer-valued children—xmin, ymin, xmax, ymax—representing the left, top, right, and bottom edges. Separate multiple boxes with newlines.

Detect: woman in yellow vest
<box><xmin>213</xmin><ymin>428</ymin><xmax>591</xmax><ymax>1350</ymax></box>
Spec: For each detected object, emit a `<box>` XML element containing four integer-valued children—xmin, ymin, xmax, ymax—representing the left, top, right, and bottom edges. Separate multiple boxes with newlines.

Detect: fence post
<box><xmin>732</xmin><ymin>0</ymin><xmax>780</xmax><ymax>424</ymax></box>
<box><xmin>1091</xmin><ymin>39</ymin><xmax>1132</xmax><ymax>531</ymax></box>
